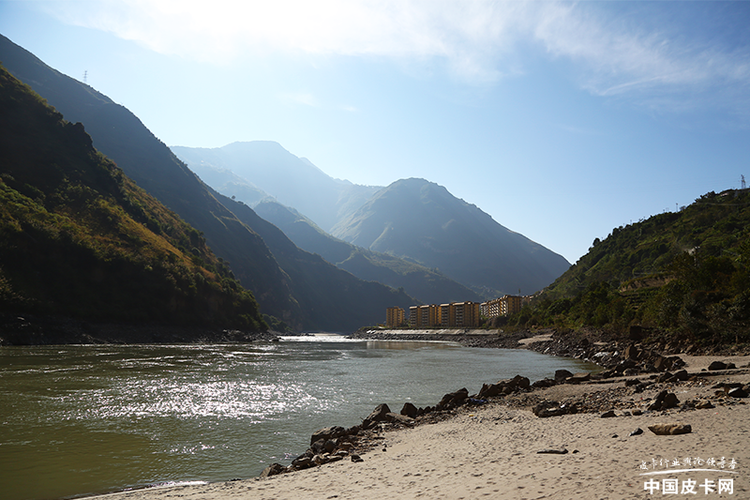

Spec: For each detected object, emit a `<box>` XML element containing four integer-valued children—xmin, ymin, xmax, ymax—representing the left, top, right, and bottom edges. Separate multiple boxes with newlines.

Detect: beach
<box><xmin>84</xmin><ymin>352</ymin><xmax>750</xmax><ymax>500</ymax></box>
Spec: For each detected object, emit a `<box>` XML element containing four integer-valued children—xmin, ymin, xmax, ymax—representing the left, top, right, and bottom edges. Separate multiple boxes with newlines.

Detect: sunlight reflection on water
<box><xmin>0</xmin><ymin>339</ymin><xmax>598</xmax><ymax>500</ymax></box>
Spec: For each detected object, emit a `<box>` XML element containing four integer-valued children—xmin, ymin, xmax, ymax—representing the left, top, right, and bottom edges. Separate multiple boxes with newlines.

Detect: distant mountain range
<box><xmin>172</xmin><ymin>142</ymin><xmax>380</xmax><ymax>232</ymax></box>
<box><xmin>175</xmin><ymin>143</ymin><xmax>570</xmax><ymax>298</ymax></box>
<box><xmin>0</xmin><ymin>34</ymin><xmax>412</xmax><ymax>332</ymax></box>
<box><xmin>253</xmin><ymin>200</ymin><xmax>482</xmax><ymax>304</ymax></box>
<box><xmin>1</xmin><ymin>32</ymin><xmax>571</xmax><ymax>334</ymax></box>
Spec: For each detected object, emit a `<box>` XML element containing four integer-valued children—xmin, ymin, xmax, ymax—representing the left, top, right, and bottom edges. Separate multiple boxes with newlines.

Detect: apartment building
<box><xmin>386</xmin><ymin>307</ymin><xmax>405</xmax><ymax>327</ymax></box>
<box><xmin>407</xmin><ymin>301</ymin><xmax>481</xmax><ymax>328</ymax></box>
<box><xmin>483</xmin><ymin>295</ymin><xmax>523</xmax><ymax>317</ymax></box>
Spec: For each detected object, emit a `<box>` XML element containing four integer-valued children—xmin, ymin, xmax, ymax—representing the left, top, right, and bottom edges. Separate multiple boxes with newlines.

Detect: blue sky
<box><xmin>2</xmin><ymin>1</ymin><xmax>749</xmax><ymax>264</ymax></box>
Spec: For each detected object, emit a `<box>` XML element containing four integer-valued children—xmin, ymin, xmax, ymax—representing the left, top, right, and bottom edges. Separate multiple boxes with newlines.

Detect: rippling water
<box><xmin>0</xmin><ymin>337</ymin><xmax>597</xmax><ymax>500</ymax></box>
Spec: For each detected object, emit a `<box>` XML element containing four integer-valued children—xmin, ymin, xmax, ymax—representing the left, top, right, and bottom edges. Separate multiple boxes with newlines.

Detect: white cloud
<box><xmin>39</xmin><ymin>0</ymin><xmax>750</xmax><ymax>107</ymax></box>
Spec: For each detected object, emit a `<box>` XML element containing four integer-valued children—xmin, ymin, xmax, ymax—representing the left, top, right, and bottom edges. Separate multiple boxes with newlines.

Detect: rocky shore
<box><xmin>89</xmin><ymin>344</ymin><xmax>750</xmax><ymax>500</ymax></box>
<box><xmin>256</xmin><ymin>329</ymin><xmax>750</xmax><ymax>481</ymax></box>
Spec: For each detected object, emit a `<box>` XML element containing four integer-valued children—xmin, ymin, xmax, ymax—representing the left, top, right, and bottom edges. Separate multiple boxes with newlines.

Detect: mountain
<box><xmin>0</xmin><ymin>34</ymin><xmax>411</xmax><ymax>332</ymax></box>
<box><xmin>520</xmin><ymin>189</ymin><xmax>750</xmax><ymax>346</ymax></box>
<box><xmin>213</xmin><ymin>193</ymin><xmax>413</xmax><ymax>331</ymax></box>
<box><xmin>172</xmin><ymin>142</ymin><xmax>380</xmax><ymax>231</ymax></box>
<box><xmin>254</xmin><ymin>200</ymin><xmax>482</xmax><ymax>304</ymax></box>
<box><xmin>0</xmin><ymin>64</ymin><xmax>266</xmax><ymax>342</ymax></box>
<box><xmin>330</xmin><ymin>178</ymin><xmax>571</xmax><ymax>298</ymax></box>
<box><xmin>186</xmin><ymin>161</ymin><xmax>271</xmax><ymax>207</ymax></box>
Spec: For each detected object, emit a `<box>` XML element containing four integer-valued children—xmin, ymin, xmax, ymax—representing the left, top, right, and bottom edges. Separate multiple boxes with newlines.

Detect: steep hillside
<box><xmin>215</xmin><ymin>194</ymin><xmax>414</xmax><ymax>332</ymax></box>
<box><xmin>255</xmin><ymin>200</ymin><xmax>482</xmax><ymax>304</ymax></box>
<box><xmin>330</xmin><ymin>178</ymin><xmax>571</xmax><ymax>298</ymax></box>
<box><xmin>172</xmin><ymin>142</ymin><xmax>380</xmax><ymax>231</ymax></box>
<box><xmin>0</xmin><ymin>34</ymin><xmax>300</xmax><ymax>327</ymax></box>
<box><xmin>519</xmin><ymin>190</ymin><xmax>750</xmax><ymax>347</ymax></box>
<box><xmin>0</xmin><ymin>65</ymin><xmax>266</xmax><ymax>341</ymax></box>
<box><xmin>1</xmin><ymin>34</ymin><xmax>409</xmax><ymax>332</ymax></box>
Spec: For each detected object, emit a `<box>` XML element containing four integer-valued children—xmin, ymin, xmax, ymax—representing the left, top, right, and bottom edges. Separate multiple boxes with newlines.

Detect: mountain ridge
<box><xmin>331</xmin><ymin>178</ymin><xmax>571</xmax><ymax>298</ymax></box>
<box><xmin>254</xmin><ymin>199</ymin><xmax>483</xmax><ymax>304</ymax></box>
<box><xmin>0</xmin><ymin>63</ymin><xmax>267</xmax><ymax>342</ymax></box>
<box><xmin>0</xmin><ymin>34</ymin><xmax>413</xmax><ymax>332</ymax></box>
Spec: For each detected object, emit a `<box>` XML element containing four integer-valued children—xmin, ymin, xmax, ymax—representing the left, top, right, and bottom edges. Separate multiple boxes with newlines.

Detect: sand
<box><xmin>88</xmin><ymin>355</ymin><xmax>750</xmax><ymax>500</ymax></box>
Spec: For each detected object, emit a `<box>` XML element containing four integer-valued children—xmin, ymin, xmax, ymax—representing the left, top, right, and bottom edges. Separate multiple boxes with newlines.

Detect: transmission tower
<box><xmin>83</xmin><ymin>70</ymin><xmax>88</xmax><ymax>85</ymax></box>
<box><xmin>742</xmin><ymin>174</ymin><xmax>747</xmax><ymax>190</ymax></box>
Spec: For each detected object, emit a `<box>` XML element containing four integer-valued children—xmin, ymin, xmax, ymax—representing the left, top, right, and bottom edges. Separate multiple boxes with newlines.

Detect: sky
<box><xmin>1</xmin><ymin>0</ymin><xmax>749</xmax><ymax>264</ymax></box>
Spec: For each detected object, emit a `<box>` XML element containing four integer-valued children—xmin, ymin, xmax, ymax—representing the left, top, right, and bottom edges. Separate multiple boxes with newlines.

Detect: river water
<box><xmin>0</xmin><ymin>336</ymin><xmax>597</xmax><ymax>500</ymax></box>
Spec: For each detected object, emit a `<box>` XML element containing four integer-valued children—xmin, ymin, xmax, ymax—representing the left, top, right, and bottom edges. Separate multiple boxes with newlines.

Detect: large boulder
<box><xmin>437</xmin><ymin>388</ymin><xmax>469</xmax><ymax>410</ymax></box>
<box><xmin>310</xmin><ymin>425</ymin><xmax>348</xmax><ymax>446</ymax></box>
<box><xmin>400</xmin><ymin>402</ymin><xmax>418</xmax><ymax>419</ymax></box>
<box><xmin>362</xmin><ymin>403</ymin><xmax>391</xmax><ymax>428</ymax></box>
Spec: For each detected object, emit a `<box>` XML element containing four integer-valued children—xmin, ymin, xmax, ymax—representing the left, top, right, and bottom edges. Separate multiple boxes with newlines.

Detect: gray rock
<box><xmin>600</xmin><ymin>410</ymin><xmax>617</xmax><ymax>418</ymax></box>
<box><xmin>537</xmin><ymin>448</ymin><xmax>568</xmax><ymax>454</ymax></box>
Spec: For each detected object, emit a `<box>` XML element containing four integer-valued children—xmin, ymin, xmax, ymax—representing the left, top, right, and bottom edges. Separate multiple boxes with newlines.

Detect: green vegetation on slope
<box><xmin>511</xmin><ymin>190</ymin><xmax>750</xmax><ymax>347</ymax></box>
<box><xmin>0</xmin><ymin>65</ymin><xmax>266</xmax><ymax>331</ymax></box>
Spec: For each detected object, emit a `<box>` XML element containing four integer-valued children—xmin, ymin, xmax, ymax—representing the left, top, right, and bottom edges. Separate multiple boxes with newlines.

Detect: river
<box><xmin>0</xmin><ymin>336</ymin><xmax>597</xmax><ymax>500</ymax></box>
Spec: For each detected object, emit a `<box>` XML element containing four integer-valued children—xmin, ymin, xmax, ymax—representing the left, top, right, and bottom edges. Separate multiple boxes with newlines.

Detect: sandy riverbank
<box><xmin>87</xmin><ymin>354</ymin><xmax>750</xmax><ymax>500</ymax></box>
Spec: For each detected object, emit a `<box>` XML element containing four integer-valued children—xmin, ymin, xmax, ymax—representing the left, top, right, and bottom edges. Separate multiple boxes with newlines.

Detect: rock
<box><xmin>400</xmin><ymin>402</ymin><xmax>418</xmax><ymax>418</ymax></box>
<box><xmin>625</xmin><ymin>344</ymin><xmax>639</xmax><ymax>360</ymax></box>
<box><xmin>653</xmin><ymin>355</ymin><xmax>675</xmax><ymax>372</ymax></box>
<box><xmin>324</xmin><ymin>439</ymin><xmax>337</xmax><ymax>453</ymax></box>
<box><xmin>350</xmin><ymin>454</ymin><xmax>364</xmax><ymax>463</ymax></box>
<box><xmin>673</xmin><ymin>369</ymin><xmax>689</xmax><ymax>381</ymax></box>
<box><xmin>437</xmin><ymin>388</ymin><xmax>469</xmax><ymax>409</ymax></box>
<box><xmin>555</xmin><ymin>369</ymin><xmax>574</xmax><ymax>382</ymax></box>
<box><xmin>386</xmin><ymin>412</ymin><xmax>414</xmax><ymax>425</ymax></box>
<box><xmin>728</xmin><ymin>387</ymin><xmax>749</xmax><ymax>398</ymax></box>
<box><xmin>531</xmin><ymin>378</ymin><xmax>556</xmax><ymax>389</ymax></box>
<box><xmin>508</xmin><ymin>374</ymin><xmax>531</xmax><ymax>391</ymax></box>
<box><xmin>695</xmin><ymin>400</ymin><xmax>715</xmax><ymax>409</ymax></box>
<box><xmin>260</xmin><ymin>463</ymin><xmax>287</xmax><ymax>478</ymax></box>
<box><xmin>566</xmin><ymin>372</ymin><xmax>591</xmax><ymax>384</ymax></box>
<box><xmin>648</xmin><ymin>390</ymin><xmax>679</xmax><ymax>411</ymax></box>
<box><xmin>629</xmin><ymin>428</ymin><xmax>644</xmax><ymax>436</ymax></box>
<box><xmin>708</xmin><ymin>360</ymin><xmax>735</xmax><ymax>371</ymax></box>
<box><xmin>617</xmin><ymin>359</ymin><xmax>637</xmax><ymax>372</ymax></box>
<box><xmin>291</xmin><ymin>456</ymin><xmax>314</xmax><ymax>470</ymax></box>
<box><xmin>648</xmin><ymin>423</ymin><xmax>692</xmax><ymax>435</ymax></box>
<box><xmin>477</xmin><ymin>383</ymin><xmax>503</xmax><ymax>399</ymax></box>
<box><xmin>310</xmin><ymin>426</ymin><xmax>348</xmax><ymax>446</ymax></box>
<box><xmin>533</xmin><ymin>401</ymin><xmax>567</xmax><ymax>418</ymax></box>
<box><xmin>362</xmin><ymin>404</ymin><xmax>391</xmax><ymax>428</ymax></box>
<box><xmin>600</xmin><ymin>410</ymin><xmax>617</xmax><ymax>418</ymax></box>
<box><xmin>537</xmin><ymin>448</ymin><xmax>568</xmax><ymax>454</ymax></box>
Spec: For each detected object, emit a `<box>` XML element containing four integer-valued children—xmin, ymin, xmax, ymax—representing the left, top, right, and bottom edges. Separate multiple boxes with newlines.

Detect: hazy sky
<box><xmin>2</xmin><ymin>1</ymin><xmax>749</xmax><ymax>263</ymax></box>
